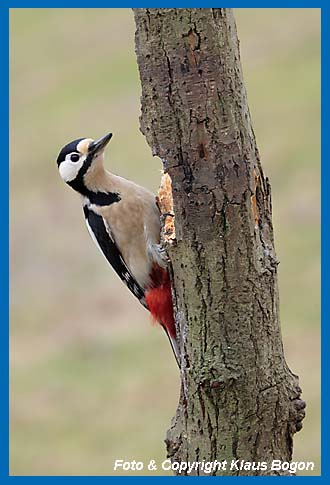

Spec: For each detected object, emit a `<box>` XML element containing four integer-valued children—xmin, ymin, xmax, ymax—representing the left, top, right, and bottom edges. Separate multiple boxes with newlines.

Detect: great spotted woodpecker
<box><xmin>56</xmin><ymin>133</ymin><xmax>179</xmax><ymax>365</ymax></box>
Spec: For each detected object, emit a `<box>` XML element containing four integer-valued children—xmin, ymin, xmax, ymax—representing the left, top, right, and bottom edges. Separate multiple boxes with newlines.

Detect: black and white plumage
<box><xmin>56</xmin><ymin>133</ymin><xmax>179</xmax><ymax>364</ymax></box>
<box><xmin>83</xmin><ymin>204</ymin><xmax>146</xmax><ymax>306</ymax></box>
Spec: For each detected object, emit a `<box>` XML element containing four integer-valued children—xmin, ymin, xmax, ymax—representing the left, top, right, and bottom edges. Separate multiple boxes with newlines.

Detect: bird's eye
<box><xmin>70</xmin><ymin>153</ymin><xmax>80</xmax><ymax>163</ymax></box>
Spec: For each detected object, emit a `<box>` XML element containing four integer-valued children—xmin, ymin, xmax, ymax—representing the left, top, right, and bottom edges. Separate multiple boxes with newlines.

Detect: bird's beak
<box><xmin>88</xmin><ymin>133</ymin><xmax>113</xmax><ymax>155</ymax></box>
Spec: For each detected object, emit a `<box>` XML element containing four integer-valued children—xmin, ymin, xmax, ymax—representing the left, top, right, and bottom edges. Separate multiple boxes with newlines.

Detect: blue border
<box><xmin>1</xmin><ymin>4</ymin><xmax>9</xmax><ymax>481</ymax></box>
<box><xmin>3</xmin><ymin>2</ymin><xmax>324</xmax><ymax>481</ymax></box>
<box><xmin>320</xmin><ymin>2</ymin><xmax>326</xmax><ymax>483</ymax></box>
<box><xmin>2</xmin><ymin>2</ymin><xmax>326</xmax><ymax>7</ymax></box>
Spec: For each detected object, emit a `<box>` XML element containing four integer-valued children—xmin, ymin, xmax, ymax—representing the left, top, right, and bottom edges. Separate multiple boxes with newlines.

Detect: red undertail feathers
<box><xmin>145</xmin><ymin>264</ymin><xmax>176</xmax><ymax>338</ymax></box>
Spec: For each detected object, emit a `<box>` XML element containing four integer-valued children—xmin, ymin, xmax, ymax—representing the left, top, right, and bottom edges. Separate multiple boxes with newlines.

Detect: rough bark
<box><xmin>133</xmin><ymin>8</ymin><xmax>305</xmax><ymax>476</ymax></box>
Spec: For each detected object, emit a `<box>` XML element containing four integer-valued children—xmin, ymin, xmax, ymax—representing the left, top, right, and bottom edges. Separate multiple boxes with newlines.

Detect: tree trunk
<box><xmin>133</xmin><ymin>8</ymin><xmax>305</xmax><ymax>476</ymax></box>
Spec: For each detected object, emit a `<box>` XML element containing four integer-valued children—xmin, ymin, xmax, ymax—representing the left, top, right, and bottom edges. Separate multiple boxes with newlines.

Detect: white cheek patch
<box><xmin>59</xmin><ymin>155</ymin><xmax>85</xmax><ymax>182</ymax></box>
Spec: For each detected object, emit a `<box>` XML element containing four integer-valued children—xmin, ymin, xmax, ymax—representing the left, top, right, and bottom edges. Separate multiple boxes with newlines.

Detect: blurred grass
<box><xmin>10</xmin><ymin>8</ymin><xmax>320</xmax><ymax>476</ymax></box>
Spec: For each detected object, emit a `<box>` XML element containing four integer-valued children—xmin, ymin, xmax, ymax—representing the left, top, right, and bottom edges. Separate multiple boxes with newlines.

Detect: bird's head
<box><xmin>56</xmin><ymin>132</ymin><xmax>113</xmax><ymax>184</ymax></box>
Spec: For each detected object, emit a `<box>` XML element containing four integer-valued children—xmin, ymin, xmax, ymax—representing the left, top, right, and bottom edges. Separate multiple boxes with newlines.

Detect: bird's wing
<box><xmin>83</xmin><ymin>205</ymin><xmax>147</xmax><ymax>308</ymax></box>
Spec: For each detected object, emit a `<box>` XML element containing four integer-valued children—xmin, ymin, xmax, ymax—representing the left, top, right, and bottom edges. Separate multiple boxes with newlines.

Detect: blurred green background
<box><xmin>10</xmin><ymin>8</ymin><xmax>320</xmax><ymax>476</ymax></box>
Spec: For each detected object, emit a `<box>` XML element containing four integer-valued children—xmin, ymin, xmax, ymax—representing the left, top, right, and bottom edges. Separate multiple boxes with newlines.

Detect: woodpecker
<box><xmin>56</xmin><ymin>133</ymin><xmax>179</xmax><ymax>365</ymax></box>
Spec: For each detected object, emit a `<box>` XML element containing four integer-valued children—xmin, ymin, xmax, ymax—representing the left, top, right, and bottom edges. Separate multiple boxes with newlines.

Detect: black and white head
<box><xmin>56</xmin><ymin>133</ymin><xmax>112</xmax><ymax>189</ymax></box>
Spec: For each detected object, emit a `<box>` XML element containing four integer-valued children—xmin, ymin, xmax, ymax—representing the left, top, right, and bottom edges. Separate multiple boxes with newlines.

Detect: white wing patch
<box><xmin>85</xmin><ymin>217</ymin><xmax>106</xmax><ymax>259</ymax></box>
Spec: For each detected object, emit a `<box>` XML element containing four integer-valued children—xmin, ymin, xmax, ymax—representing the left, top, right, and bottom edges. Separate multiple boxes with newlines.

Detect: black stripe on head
<box><xmin>66</xmin><ymin>148</ymin><xmax>95</xmax><ymax>194</ymax></box>
<box><xmin>56</xmin><ymin>138</ymin><xmax>85</xmax><ymax>167</ymax></box>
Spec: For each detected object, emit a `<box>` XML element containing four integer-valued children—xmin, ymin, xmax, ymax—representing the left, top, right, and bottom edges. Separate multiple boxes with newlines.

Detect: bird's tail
<box><xmin>162</xmin><ymin>326</ymin><xmax>180</xmax><ymax>367</ymax></box>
